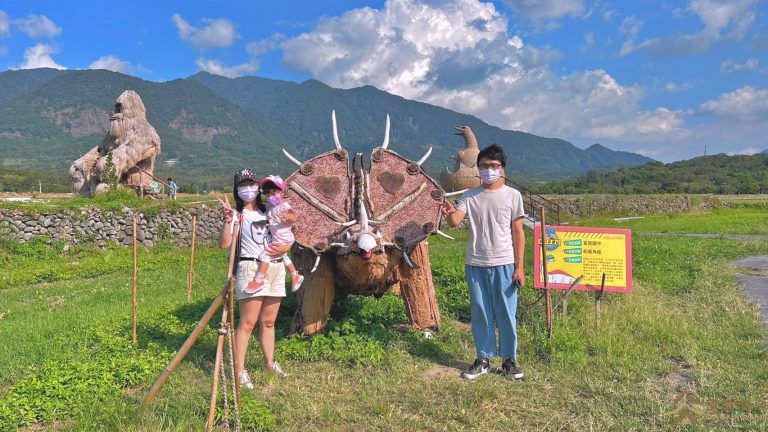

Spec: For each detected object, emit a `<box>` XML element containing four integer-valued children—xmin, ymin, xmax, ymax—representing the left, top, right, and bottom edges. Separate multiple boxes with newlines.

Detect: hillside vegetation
<box><xmin>533</xmin><ymin>154</ymin><xmax>768</xmax><ymax>194</ymax></box>
<box><xmin>0</xmin><ymin>69</ymin><xmax>651</xmax><ymax>189</ymax></box>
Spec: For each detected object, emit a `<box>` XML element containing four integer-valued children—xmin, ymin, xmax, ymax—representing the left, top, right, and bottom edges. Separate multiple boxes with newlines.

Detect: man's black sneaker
<box><xmin>501</xmin><ymin>358</ymin><xmax>524</xmax><ymax>380</ymax></box>
<box><xmin>461</xmin><ymin>358</ymin><xmax>490</xmax><ymax>380</ymax></box>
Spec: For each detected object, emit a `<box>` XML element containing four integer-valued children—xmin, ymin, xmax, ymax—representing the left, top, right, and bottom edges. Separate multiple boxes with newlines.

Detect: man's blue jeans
<box><xmin>465</xmin><ymin>263</ymin><xmax>518</xmax><ymax>360</ymax></box>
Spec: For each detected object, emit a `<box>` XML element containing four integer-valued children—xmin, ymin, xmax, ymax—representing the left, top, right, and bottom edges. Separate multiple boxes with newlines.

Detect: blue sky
<box><xmin>1</xmin><ymin>0</ymin><xmax>766</xmax><ymax>162</ymax></box>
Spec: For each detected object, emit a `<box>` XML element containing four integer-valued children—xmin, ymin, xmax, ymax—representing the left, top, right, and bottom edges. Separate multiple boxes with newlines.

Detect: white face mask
<box><xmin>237</xmin><ymin>185</ymin><xmax>258</xmax><ymax>203</ymax></box>
<box><xmin>479</xmin><ymin>168</ymin><xmax>501</xmax><ymax>184</ymax></box>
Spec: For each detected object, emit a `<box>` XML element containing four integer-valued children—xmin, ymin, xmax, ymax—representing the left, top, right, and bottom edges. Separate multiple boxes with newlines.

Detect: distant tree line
<box><xmin>0</xmin><ymin>167</ymin><xmax>71</xmax><ymax>193</ymax></box>
<box><xmin>531</xmin><ymin>154</ymin><xmax>768</xmax><ymax>195</ymax></box>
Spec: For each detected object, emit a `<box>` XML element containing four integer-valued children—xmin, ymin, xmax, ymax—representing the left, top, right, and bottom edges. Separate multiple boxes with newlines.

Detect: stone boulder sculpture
<box><xmin>439</xmin><ymin>126</ymin><xmax>480</xmax><ymax>192</ymax></box>
<box><xmin>284</xmin><ymin>111</ymin><xmax>452</xmax><ymax>335</ymax></box>
<box><xmin>70</xmin><ymin>90</ymin><xmax>161</xmax><ymax>196</ymax></box>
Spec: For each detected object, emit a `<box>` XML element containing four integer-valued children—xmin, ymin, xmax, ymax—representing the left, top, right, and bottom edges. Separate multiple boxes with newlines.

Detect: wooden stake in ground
<box><xmin>206</xmin><ymin>298</ymin><xmax>229</xmax><ymax>431</ymax></box>
<box><xmin>595</xmin><ymin>273</ymin><xmax>606</xmax><ymax>328</ymax></box>
<box><xmin>187</xmin><ymin>215</ymin><xmax>197</xmax><ymax>303</ymax></box>
<box><xmin>140</xmin><ymin>223</ymin><xmax>241</xmax><ymax>412</ymax></box>
<box><xmin>132</xmin><ymin>214</ymin><xmax>138</xmax><ymax>346</ymax></box>
<box><xmin>540</xmin><ymin>207</ymin><xmax>552</xmax><ymax>340</ymax></box>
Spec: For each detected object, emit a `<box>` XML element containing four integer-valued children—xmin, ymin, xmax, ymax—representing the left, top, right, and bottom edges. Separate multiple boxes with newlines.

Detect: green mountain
<box><xmin>532</xmin><ymin>153</ymin><xmax>768</xmax><ymax>194</ymax></box>
<box><xmin>189</xmin><ymin>72</ymin><xmax>652</xmax><ymax>180</ymax></box>
<box><xmin>0</xmin><ymin>69</ymin><xmax>290</xmax><ymax>188</ymax></box>
<box><xmin>0</xmin><ymin>68</ymin><xmax>652</xmax><ymax>191</ymax></box>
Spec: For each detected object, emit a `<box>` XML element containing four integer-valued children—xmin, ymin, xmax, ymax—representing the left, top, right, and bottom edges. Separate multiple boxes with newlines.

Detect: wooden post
<box><xmin>140</xmin><ymin>283</ymin><xmax>230</xmax><ymax>410</ymax></box>
<box><xmin>187</xmin><ymin>215</ymin><xmax>197</xmax><ymax>303</ymax></box>
<box><xmin>595</xmin><ymin>273</ymin><xmax>606</xmax><ymax>328</ymax></box>
<box><xmin>399</xmin><ymin>242</ymin><xmax>441</xmax><ymax>331</ymax></box>
<box><xmin>140</xmin><ymin>224</ymin><xmax>241</xmax><ymax>410</ymax></box>
<box><xmin>562</xmin><ymin>295</ymin><xmax>568</xmax><ymax>319</ymax></box>
<box><xmin>540</xmin><ymin>207</ymin><xmax>552</xmax><ymax>339</ymax></box>
<box><xmin>206</xmin><ymin>294</ymin><xmax>229</xmax><ymax>432</ymax></box>
<box><xmin>132</xmin><ymin>214</ymin><xmax>138</xmax><ymax>346</ymax></box>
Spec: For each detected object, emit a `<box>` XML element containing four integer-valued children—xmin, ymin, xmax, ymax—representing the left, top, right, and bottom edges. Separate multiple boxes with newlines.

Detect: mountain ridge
<box><xmin>0</xmin><ymin>68</ymin><xmax>653</xmax><ymax>188</ymax></box>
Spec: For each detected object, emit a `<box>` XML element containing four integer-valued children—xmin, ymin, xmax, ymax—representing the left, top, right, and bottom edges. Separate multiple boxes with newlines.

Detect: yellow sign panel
<box><xmin>533</xmin><ymin>225</ymin><xmax>632</xmax><ymax>293</ymax></box>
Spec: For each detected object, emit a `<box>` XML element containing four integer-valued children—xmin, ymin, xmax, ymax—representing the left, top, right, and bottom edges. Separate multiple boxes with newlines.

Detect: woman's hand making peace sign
<box><xmin>216</xmin><ymin>194</ymin><xmax>234</xmax><ymax>223</ymax></box>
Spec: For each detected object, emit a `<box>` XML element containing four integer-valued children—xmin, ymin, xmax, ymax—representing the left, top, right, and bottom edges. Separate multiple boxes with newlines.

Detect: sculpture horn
<box><xmin>402</xmin><ymin>252</ymin><xmax>415</xmax><ymax>268</ymax></box>
<box><xmin>359</xmin><ymin>193</ymin><xmax>369</xmax><ymax>232</ymax></box>
<box><xmin>282</xmin><ymin>149</ymin><xmax>303</xmax><ymax>167</ymax></box>
<box><xmin>416</xmin><ymin>147</ymin><xmax>432</xmax><ymax>166</ymax></box>
<box><xmin>434</xmin><ymin>230</ymin><xmax>455</xmax><ymax>240</ymax></box>
<box><xmin>381</xmin><ymin>114</ymin><xmax>390</xmax><ymax>149</ymax></box>
<box><xmin>332</xmin><ymin>110</ymin><xmax>342</xmax><ymax>150</ymax></box>
<box><xmin>310</xmin><ymin>253</ymin><xmax>322</xmax><ymax>273</ymax></box>
<box><xmin>444</xmin><ymin>189</ymin><xmax>467</xmax><ymax>197</ymax></box>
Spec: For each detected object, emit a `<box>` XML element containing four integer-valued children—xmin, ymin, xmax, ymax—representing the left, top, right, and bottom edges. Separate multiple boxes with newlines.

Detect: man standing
<box><xmin>442</xmin><ymin>144</ymin><xmax>526</xmax><ymax>380</ymax></box>
<box><xmin>167</xmin><ymin>177</ymin><xmax>178</xmax><ymax>200</ymax></box>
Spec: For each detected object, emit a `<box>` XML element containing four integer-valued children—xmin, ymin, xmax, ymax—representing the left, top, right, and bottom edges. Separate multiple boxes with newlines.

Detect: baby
<box><xmin>245</xmin><ymin>175</ymin><xmax>304</xmax><ymax>293</ymax></box>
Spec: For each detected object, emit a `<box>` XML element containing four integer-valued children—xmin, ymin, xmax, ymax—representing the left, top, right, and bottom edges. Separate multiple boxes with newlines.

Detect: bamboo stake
<box><xmin>540</xmin><ymin>207</ymin><xmax>552</xmax><ymax>340</ymax></box>
<box><xmin>187</xmin><ymin>215</ymin><xmax>197</xmax><ymax>303</ymax></box>
<box><xmin>229</xmin><ymin>272</ymin><xmax>240</xmax><ymax>409</ymax></box>
<box><xmin>140</xmin><ymin>224</ymin><xmax>241</xmax><ymax>410</ymax></box>
<box><xmin>596</xmin><ymin>273</ymin><xmax>606</xmax><ymax>328</ymax></box>
<box><xmin>206</xmin><ymin>296</ymin><xmax>229</xmax><ymax>431</ymax></box>
<box><xmin>132</xmin><ymin>214</ymin><xmax>138</xmax><ymax>346</ymax></box>
<box><xmin>139</xmin><ymin>283</ymin><xmax>230</xmax><ymax>410</ymax></box>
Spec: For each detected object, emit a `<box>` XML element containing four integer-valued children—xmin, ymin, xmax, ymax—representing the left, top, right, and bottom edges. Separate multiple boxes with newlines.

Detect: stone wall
<box><xmin>0</xmin><ymin>204</ymin><xmax>224</xmax><ymax>247</ymax></box>
<box><xmin>546</xmin><ymin>195</ymin><xmax>720</xmax><ymax>218</ymax></box>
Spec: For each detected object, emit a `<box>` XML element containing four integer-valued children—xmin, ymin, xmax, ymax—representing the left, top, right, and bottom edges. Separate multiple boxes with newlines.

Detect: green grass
<box><xmin>0</xmin><ymin>207</ymin><xmax>767</xmax><ymax>430</ymax></box>
<box><xmin>581</xmin><ymin>206</ymin><xmax>768</xmax><ymax>235</ymax></box>
<box><xmin>0</xmin><ymin>188</ymin><xmax>215</xmax><ymax>213</ymax></box>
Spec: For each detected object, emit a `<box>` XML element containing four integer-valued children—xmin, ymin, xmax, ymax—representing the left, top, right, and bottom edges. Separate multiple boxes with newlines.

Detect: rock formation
<box><xmin>439</xmin><ymin>125</ymin><xmax>480</xmax><ymax>192</ymax></box>
<box><xmin>70</xmin><ymin>90</ymin><xmax>161</xmax><ymax>196</ymax></box>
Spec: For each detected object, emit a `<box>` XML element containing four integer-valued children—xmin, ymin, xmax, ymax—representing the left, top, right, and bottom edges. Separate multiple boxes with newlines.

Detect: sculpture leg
<box><xmin>69</xmin><ymin>147</ymin><xmax>101</xmax><ymax>196</ymax></box>
<box><xmin>399</xmin><ymin>241</ymin><xmax>440</xmax><ymax>331</ymax></box>
<box><xmin>290</xmin><ymin>251</ymin><xmax>335</xmax><ymax>336</ymax></box>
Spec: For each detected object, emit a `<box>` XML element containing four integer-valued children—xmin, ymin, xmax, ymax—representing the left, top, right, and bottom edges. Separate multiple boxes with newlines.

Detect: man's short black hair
<box><xmin>477</xmin><ymin>144</ymin><xmax>506</xmax><ymax>167</ymax></box>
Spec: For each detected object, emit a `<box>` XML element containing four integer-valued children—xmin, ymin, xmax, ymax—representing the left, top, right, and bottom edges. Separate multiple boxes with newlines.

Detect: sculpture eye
<box><xmin>114</xmin><ymin>103</ymin><xmax>122</xmax><ymax>113</ymax></box>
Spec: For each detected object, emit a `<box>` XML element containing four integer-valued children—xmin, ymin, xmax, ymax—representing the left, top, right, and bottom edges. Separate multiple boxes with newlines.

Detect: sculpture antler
<box><xmin>332</xmin><ymin>110</ymin><xmax>343</xmax><ymax>150</ymax></box>
<box><xmin>381</xmin><ymin>114</ymin><xmax>390</xmax><ymax>149</ymax></box>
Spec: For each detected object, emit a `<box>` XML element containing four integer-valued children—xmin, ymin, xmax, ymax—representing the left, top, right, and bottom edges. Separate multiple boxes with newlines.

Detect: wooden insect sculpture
<box><xmin>283</xmin><ymin>111</ymin><xmax>456</xmax><ymax>335</ymax></box>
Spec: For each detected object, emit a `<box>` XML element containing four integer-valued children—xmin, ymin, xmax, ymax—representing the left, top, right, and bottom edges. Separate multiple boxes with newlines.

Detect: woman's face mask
<box><xmin>237</xmin><ymin>185</ymin><xmax>258</xmax><ymax>203</ymax></box>
<box><xmin>479</xmin><ymin>168</ymin><xmax>501</xmax><ymax>184</ymax></box>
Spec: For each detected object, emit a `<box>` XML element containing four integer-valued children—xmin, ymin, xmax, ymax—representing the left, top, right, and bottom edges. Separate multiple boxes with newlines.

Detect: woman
<box><xmin>217</xmin><ymin>168</ymin><xmax>292</xmax><ymax>389</ymax></box>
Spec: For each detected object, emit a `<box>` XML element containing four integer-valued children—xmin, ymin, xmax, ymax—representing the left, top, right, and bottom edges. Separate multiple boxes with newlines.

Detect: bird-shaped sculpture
<box><xmin>439</xmin><ymin>126</ymin><xmax>481</xmax><ymax>192</ymax></box>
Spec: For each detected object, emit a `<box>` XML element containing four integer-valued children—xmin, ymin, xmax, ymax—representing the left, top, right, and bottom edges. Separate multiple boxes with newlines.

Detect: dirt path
<box><xmin>733</xmin><ymin>256</ymin><xmax>768</xmax><ymax>330</ymax></box>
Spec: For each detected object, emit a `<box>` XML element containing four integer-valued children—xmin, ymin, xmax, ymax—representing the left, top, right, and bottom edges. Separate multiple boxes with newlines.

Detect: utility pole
<box><xmin>704</xmin><ymin>145</ymin><xmax>707</xmax><ymax>156</ymax></box>
<box><xmin>38</xmin><ymin>180</ymin><xmax>42</xmax><ymax>193</ymax></box>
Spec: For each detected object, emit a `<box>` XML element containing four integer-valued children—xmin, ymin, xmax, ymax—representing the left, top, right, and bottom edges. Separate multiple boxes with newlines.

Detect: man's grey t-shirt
<box><xmin>455</xmin><ymin>185</ymin><xmax>525</xmax><ymax>267</ymax></box>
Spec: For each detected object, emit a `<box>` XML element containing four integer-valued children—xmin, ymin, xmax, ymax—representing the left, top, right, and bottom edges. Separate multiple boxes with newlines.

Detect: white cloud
<box><xmin>0</xmin><ymin>11</ymin><xmax>9</xmax><ymax>37</ymax></box>
<box><xmin>246</xmin><ymin>33</ymin><xmax>287</xmax><ymax>56</ymax></box>
<box><xmin>727</xmin><ymin>147</ymin><xmax>761</xmax><ymax>156</ymax></box>
<box><xmin>720</xmin><ymin>58</ymin><xmax>767</xmax><ymax>73</ymax></box>
<box><xmin>172</xmin><ymin>13</ymin><xmax>238</xmax><ymax>51</ymax></box>
<box><xmin>698</xmin><ymin>86</ymin><xmax>768</xmax><ymax>119</ymax></box>
<box><xmin>664</xmin><ymin>81</ymin><xmax>693</xmax><ymax>93</ymax></box>
<box><xmin>502</xmin><ymin>0</ymin><xmax>585</xmax><ymax>21</ymax></box>
<box><xmin>624</xmin><ymin>0</ymin><xmax>759</xmax><ymax>57</ymax></box>
<box><xmin>89</xmin><ymin>55</ymin><xmax>130</xmax><ymax>73</ymax></box>
<box><xmin>281</xmin><ymin>0</ymin><xmax>689</xmax><ymax>150</ymax></box>
<box><xmin>13</xmin><ymin>14</ymin><xmax>61</xmax><ymax>38</ymax></box>
<box><xmin>195</xmin><ymin>58</ymin><xmax>258</xmax><ymax>78</ymax></box>
<box><xmin>19</xmin><ymin>43</ymin><xmax>65</xmax><ymax>69</ymax></box>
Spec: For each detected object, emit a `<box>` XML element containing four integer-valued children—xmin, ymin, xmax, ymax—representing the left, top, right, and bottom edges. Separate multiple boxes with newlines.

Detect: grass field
<box><xmin>0</xmin><ymin>206</ymin><xmax>767</xmax><ymax>431</ymax></box>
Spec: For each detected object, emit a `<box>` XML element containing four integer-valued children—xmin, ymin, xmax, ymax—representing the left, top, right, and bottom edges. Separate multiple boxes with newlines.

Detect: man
<box><xmin>441</xmin><ymin>144</ymin><xmax>526</xmax><ymax>380</ymax></box>
<box><xmin>167</xmin><ymin>177</ymin><xmax>178</xmax><ymax>200</ymax></box>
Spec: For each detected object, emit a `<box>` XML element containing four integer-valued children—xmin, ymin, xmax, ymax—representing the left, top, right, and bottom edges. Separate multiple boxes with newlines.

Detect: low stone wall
<box><xmin>545</xmin><ymin>195</ymin><xmax>720</xmax><ymax>218</ymax></box>
<box><xmin>0</xmin><ymin>204</ymin><xmax>224</xmax><ymax>247</ymax></box>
